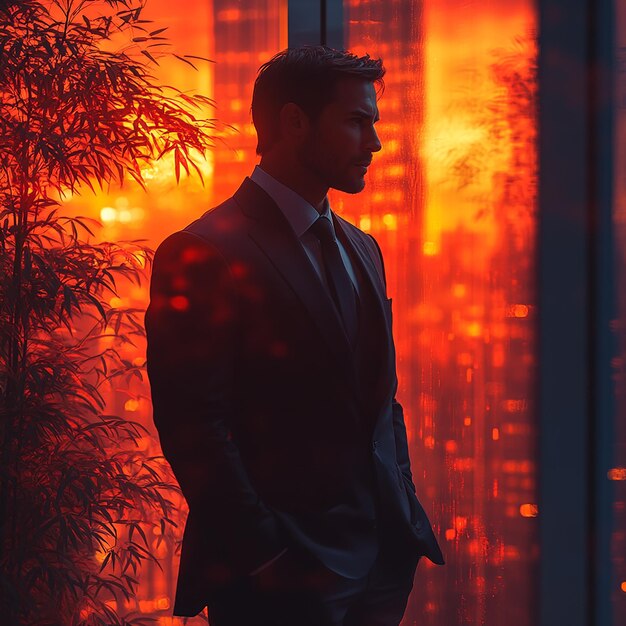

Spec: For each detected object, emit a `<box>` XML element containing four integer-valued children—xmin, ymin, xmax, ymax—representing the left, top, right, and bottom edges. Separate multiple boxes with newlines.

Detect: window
<box><xmin>82</xmin><ymin>1</ymin><xmax>622</xmax><ymax>623</ymax></box>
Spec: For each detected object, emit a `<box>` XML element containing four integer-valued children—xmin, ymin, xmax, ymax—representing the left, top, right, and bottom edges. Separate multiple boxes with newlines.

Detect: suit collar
<box><xmin>249</xmin><ymin>165</ymin><xmax>327</xmax><ymax>239</ymax></box>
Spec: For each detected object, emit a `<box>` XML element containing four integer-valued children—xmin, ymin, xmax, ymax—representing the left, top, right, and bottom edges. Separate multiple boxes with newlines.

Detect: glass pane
<box><xmin>334</xmin><ymin>1</ymin><xmax>538</xmax><ymax>624</ymax></box>
<box><xmin>613</xmin><ymin>1</ymin><xmax>626</xmax><ymax>618</ymax></box>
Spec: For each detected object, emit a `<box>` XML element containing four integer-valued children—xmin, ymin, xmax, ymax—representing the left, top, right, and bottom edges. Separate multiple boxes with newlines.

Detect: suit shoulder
<box><xmin>151</xmin><ymin>203</ymin><xmax>239</xmax><ymax>286</ymax></box>
<box><xmin>182</xmin><ymin>196</ymin><xmax>243</xmax><ymax>245</ymax></box>
<box><xmin>149</xmin><ymin>230</ymin><xmax>231</xmax><ymax>307</ymax></box>
<box><xmin>153</xmin><ymin>230</ymin><xmax>219</xmax><ymax>265</ymax></box>
<box><xmin>152</xmin><ymin>196</ymin><xmax>243</xmax><ymax>267</ymax></box>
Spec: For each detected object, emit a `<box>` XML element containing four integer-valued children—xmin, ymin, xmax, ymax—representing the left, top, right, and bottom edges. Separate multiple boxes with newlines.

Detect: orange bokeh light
<box><xmin>608</xmin><ymin>468</ymin><xmax>626</xmax><ymax>481</ymax></box>
<box><xmin>155</xmin><ymin>596</ymin><xmax>170</xmax><ymax>610</ymax></box>
<box><xmin>519</xmin><ymin>504</ymin><xmax>539</xmax><ymax>518</ymax></box>
<box><xmin>124</xmin><ymin>399</ymin><xmax>139</xmax><ymax>412</ymax></box>
<box><xmin>512</xmin><ymin>304</ymin><xmax>530</xmax><ymax>318</ymax></box>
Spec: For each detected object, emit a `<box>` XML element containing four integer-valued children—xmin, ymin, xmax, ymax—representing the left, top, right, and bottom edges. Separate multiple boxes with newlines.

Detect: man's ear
<box><xmin>279</xmin><ymin>102</ymin><xmax>311</xmax><ymax>142</ymax></box>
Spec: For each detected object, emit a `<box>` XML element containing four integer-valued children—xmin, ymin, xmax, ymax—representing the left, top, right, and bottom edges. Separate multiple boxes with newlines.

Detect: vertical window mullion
<box><xmin>287</xmin><ymin>0</ymin><xmax>343</xmax><ymax>48</ymax></box>
<box><xmin>538</xmin><ymin>0</ymin><xmax>595</xmax><ymax>624</ymax></box>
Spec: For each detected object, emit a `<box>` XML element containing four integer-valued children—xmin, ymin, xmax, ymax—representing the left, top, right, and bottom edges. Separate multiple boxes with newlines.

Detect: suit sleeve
<box><xmin>367</xmin><ymin>234</ymin><xmax>417</xmax><ymax>492</ymax></box>
<box><xmin>144</xmin><ymin>230</ymin><xmax>285</xmax><ymax>575</ymax></box>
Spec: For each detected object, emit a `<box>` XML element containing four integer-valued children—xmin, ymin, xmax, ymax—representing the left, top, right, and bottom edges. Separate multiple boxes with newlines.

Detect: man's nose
<box><xmin>367</xmin><ymin>126</ymin><xmax>382</xmax><ymax>153</ymax></box>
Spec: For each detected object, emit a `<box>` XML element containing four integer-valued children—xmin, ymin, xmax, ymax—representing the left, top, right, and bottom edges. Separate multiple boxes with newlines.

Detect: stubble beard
<box><xmin>296</xmin><ymin>144</ymin><xmax>365</xmax><ymax>196</ymax></box>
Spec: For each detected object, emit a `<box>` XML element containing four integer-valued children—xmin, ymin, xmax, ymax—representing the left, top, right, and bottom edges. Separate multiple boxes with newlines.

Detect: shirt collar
<box><xmin>250</xmin><ymin>165</ymin><xmax>334</xmax><ymax>239</ymax></box>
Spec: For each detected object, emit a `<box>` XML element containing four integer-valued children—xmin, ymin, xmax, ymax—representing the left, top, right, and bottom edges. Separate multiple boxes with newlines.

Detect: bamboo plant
<box><xmin>0</xmin><ymin>1</ymin><xmax>215</xmax><ymax>623</ymax></box>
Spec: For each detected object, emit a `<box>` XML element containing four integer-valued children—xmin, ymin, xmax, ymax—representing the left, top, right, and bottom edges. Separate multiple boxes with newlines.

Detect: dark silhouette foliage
<box><xmin>0</xmin><ymin>1</ymin><xmax>216</xmax><ymax>623</ymax></box>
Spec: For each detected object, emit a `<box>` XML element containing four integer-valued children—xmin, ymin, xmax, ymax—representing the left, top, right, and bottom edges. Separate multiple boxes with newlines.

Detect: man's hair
<box><xmin>251</xmin><ymin>46</ymin><xmax>385</xmax><ymax>156</ymax></box>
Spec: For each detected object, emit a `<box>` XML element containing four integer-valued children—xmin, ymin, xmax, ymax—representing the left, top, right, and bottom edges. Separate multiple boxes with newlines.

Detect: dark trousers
<box><xmin>206</xmin><ymin>538</ymin><xmax>420</xmax><ymax>626</ymax></box>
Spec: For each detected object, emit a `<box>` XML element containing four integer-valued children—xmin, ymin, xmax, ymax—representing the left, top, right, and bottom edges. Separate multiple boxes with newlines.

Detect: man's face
<box><xmin>296</xmin><ymin>78</ymin><xmax>382</xmax><ymax>194</ymax></box>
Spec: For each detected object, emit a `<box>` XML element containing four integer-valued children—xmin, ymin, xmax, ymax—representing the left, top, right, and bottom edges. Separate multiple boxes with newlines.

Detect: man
<box><xmin>145</xmin><ymin>46</ymin><xmax>444</xmax><ymax>626</ymax></box>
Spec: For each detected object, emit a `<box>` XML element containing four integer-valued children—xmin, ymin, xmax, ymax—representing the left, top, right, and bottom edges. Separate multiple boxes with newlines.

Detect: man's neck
<box><xmin>258</xmin><ymin>157</ymin><xmax>328</xmax><ymax>214</ymax></box>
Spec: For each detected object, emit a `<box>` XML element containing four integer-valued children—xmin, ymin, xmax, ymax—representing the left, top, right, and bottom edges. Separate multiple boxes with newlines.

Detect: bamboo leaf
<box><xmin>140</xmin><ymin>49</ymin><xmax>157</xmax><ymax>64</ymax></box>
<box><xmin>174</xmin><ymin>147</ymin><xmax>181</xmax><ymax>182</ymax></box>
<box><xmin>173</xmin><ymin>53</ymin><xmax>198</xmax><ymax>70</ymax></box>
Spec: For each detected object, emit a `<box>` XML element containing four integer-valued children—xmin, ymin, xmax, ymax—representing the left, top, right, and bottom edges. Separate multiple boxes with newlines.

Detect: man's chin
<box><xmin>333</xmin><ymin>178</ymin><xmax>366</xmax><ymax>194</ymax></box>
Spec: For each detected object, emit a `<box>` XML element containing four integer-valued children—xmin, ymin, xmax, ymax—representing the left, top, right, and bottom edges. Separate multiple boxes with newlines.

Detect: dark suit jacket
<box><xmin>145</xmin><ymin>177</ymin><xmax>444</xmax><ymax>616</ymax></box>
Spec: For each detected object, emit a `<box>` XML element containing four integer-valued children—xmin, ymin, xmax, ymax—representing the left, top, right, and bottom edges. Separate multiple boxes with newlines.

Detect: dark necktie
<box><xmin>310</xmin><ymin>215</ymin><xmax>358</xmax><ymax>346</ymax></box>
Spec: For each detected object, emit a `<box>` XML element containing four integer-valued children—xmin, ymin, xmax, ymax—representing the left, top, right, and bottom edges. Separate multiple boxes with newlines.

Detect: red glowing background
<box><xmin>54</xmin><ymin>1</ymin><xmax>626</xmax><ymax>624</ymax></box>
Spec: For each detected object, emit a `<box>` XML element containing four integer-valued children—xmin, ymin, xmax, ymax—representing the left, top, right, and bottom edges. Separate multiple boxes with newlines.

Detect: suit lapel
<box><xmin>333</xmin><ymin>215</ymin><xmax>389</xmax><ymax>326</ymax></box>
<box><xmin>333</xmin><ymin>214</ymin><xmax>394</xmax><ymax>421</ymax></box>
<box><xmin>234</xmin><ymin>178</ymin><xmax>361</xmax><ymax>406</ymax></box>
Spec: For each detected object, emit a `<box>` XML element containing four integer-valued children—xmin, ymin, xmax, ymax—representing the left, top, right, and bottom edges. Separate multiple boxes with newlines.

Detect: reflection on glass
<box><xmin>333</xmin><ymin>1</ymin><xmax>538</xmax><ymax>624</ymax></box>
